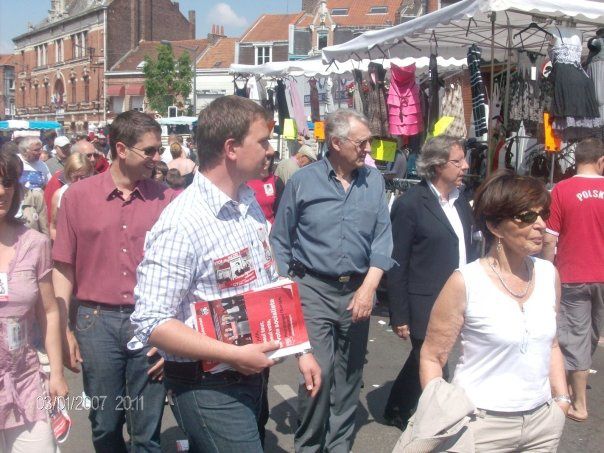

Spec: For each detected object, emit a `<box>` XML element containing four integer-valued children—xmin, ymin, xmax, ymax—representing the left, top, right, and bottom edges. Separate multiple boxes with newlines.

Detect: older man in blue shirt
<box><xmin>270</xmin><ymin>109</ymin><xmax>394</xmax><ymax>453</ymax></box>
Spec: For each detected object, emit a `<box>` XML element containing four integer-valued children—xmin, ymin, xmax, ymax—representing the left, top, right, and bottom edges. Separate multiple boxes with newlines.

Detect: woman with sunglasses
<box><xmin>0</xmin><ymin>150</ymin><xmax>68</xmax><ymax>451</ymax></box>
<box><xmin>419</xmin><ymin>170</ymin><xmax>568</xmax><ymax>451</ymax></box>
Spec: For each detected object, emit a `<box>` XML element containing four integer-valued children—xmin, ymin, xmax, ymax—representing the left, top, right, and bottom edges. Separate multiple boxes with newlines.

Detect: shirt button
<box><xmin>122</xmin><ymin>271</ymin><xmax>127</xmax><ymax>276</ymax></box>
<box><xmin>122</xmin><ymin>225</ymin><xmax>127</xmax><ymax>229</ymax></box>
<box><xmin>122</xmin><ymin>248</ymin><xmax>127</xmax><ymax>253</ymax></box>
<box><xmin>122</xmin><ymin>294</ymin><xmax>127</xmax><ymax>299</ymax></box>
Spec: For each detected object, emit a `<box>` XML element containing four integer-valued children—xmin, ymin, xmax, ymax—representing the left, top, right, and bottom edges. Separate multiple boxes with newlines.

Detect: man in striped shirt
<box><xmin>130</xmin><ymin>96</ymin><xmax>321</xmax><ymax>453</ymax></box>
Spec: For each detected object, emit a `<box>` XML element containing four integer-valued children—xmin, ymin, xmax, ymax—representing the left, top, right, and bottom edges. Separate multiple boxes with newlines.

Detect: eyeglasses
<box><xmin>447</xmin><ymin>158</ymin><xmax>467</xmax><ymax>168</ymax></box>
<box><xmin>513</xmin><ymin>209</ymin><xmax>550</xmax><ymax>224</ymax></box>
<box><xmin>341</xmin><ymin>137</ymin><xmax>373</xmax><ymax>150</ymax></box>
<box><xmin>84</xmin><ymin>153</ymin><xmax>96</xmax><ymax>159</ymax></box>
<box><xmin>129</xmin><ymin>145</ymin><xmax>164</xmax><ymax>158</ymax></box>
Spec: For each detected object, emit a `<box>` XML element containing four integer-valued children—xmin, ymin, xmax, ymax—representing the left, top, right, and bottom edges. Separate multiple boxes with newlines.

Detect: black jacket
<box><xmin>387</xmin><ymin>180</ymin><xmax>478</xmax><ymax>339</ymax></box>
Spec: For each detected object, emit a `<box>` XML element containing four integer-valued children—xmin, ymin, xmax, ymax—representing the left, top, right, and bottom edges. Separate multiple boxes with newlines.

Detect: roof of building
<box><xmin>326</xmin><ymin>0</ymin><xmax>401</xmax><ymax>27</ymax></box>
<box><xmin>197</xmin><ymin>38</ymin><xmax>238</xmax><ymax>69</ymax></box>
<box><xmin>13</xmin><ymin>0</ymin><xmax>108</xmax><ymax>41</ymax></box>
<box><xmin>239</xmin><ymin>13</ymin><xmax>308</xmax><ymax>43</ymax></box>
<box><xmin>110</xmin><ymin>39</ymin><xmax>210</xmax><ymax>72</ymax></box>
<box><xmin>0</xmin><ymin>54</ymin><xmax>16</xmax><ymax>66</ymax></box>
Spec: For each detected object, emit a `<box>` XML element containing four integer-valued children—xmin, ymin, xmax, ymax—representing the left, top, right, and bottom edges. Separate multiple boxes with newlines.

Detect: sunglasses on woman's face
<box><xmin>513</xmin><ymin>209</ymin><xmax>550</xmax><ymax>224</ymax></box>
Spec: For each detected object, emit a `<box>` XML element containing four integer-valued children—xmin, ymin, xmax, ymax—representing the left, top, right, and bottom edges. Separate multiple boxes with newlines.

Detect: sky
<box><xmin>0</xmin><ymin>0</ymin><xmax>301</xmax><ymax>54</ymax></box>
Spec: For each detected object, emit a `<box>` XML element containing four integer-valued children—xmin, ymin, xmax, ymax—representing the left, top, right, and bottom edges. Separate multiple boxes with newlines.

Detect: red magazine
<box><xmin>191</xmin><ymin>279</ymin><xmax>311</xmax><ymax>373</ymax></box>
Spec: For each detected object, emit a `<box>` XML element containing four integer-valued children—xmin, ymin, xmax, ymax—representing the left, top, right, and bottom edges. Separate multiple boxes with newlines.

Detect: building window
<box><xmin>317</xmin><ymin>31</ymin><xmax>328</xmax><ymax>50</ymax></box>
<box><xmin>369</xmin><ymin>6</ymin><xmax>388</xmax><ymax>14</ymax></box>
<box><xmin>35</xmin><ymin>86</ymin><xmax>39</xmax><ymax>107</ymax></box>
<box><xmin>331</xmin><ymin>8</ymin><xmax>348</xmax><ymax>15</ymax></box>
<box><xmin>71</xmin><ymin>80</ymin><xmax>76</xmax><ymax>103</ymax></box>
<box><xmin>255</xmin><ymin>46</ymin><xmax>271</xmax><ymax>65</ymax></box>
<box><xmin>83</xmin><ymin>76</ymin><xmax>90</xmax><ymax>102</ymax></box>
<box><xmin>45</xmin><ymin>84</ymin><xmax>49</xmax><ymax>105</ymax></box>
<box><xmin>81</xmin><ymin>31</ymin><xmax>88</xmax><ymax>57</ymax></box>
<box><xmin>56</xmin><ymin>39</ymin><xmax>63</xmax><ymax>63</ymax></box>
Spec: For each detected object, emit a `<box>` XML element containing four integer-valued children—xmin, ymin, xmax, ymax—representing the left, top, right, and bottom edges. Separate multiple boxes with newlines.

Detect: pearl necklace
<box><xmin>487</xmin><ymin>257</ymin><xmax>533</xmax><ymax>301</ymax></box>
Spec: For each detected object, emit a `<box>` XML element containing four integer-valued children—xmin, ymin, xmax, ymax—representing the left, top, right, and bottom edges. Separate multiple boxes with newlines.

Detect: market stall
<box><xmin>321</xmin><ymin>0</ymin><xmax>604</xmax><ymax>183</ymax></box>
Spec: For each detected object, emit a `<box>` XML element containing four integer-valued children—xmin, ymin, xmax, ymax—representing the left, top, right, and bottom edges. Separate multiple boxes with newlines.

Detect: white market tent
<box><xmin>322</xmin><ymin>0</ymin><xmax>604</xmax><ymax>63</ymax></box>
<box><xmin>229</xmin><ymin>56</ymin><xmax>466</xmax><ymax>78</ymax></box>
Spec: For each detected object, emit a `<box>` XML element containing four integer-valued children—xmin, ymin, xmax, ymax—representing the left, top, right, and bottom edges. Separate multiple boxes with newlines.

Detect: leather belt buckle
<box><xmin>338</xmin><ymin>275</ymin><xmax>351</xmax><ymax>283</ymax></box>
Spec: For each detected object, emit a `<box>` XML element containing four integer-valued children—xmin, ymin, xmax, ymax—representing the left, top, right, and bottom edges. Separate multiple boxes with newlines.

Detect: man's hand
<box><xmin>230</xmin><ymin>341</ymin><xmax>279</xmax><ymax>375</ymax></box>
<box><xmin>147</xmin><ymin>347</ymin><xmax>164</xmax><ymax>381</ymax></box>
<box><xmin>63</xmin><ymin>329</ymin><xmax>83</xmax><ymax>372</ymax></box>
<box><xmin>346</xmin><ymin>284</ymin><xmax>375</xmax><ymax>322</ymax></box>
<box><xmin>298</xmin><ymin>353</ymin><xmax>321</xmax><ymax>397</ymax></box>
<box><xmin>394</xmin><ymin>324</ymin><xmax>411</xmax><ymax>340</ymax></box>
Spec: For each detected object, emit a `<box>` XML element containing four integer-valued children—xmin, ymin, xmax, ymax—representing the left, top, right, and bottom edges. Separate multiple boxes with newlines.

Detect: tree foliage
<box><xmin>143</xmin><ymin>44</ymin><xmax>193</xmax><ymax>115</ymax></box>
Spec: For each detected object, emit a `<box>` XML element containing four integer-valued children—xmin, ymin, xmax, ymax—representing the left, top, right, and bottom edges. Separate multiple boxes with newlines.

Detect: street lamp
<box><xmin>160</xmin><ymin>40</ymin><xmax>199</xmax><ymax>115</ymax></box>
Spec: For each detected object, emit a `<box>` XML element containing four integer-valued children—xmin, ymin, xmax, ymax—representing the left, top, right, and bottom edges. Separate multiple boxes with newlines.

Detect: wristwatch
<box><xmin>295</xmin><ymin>348</ymin><xmax>313</xmax><ymax>359</ymax></box>
<box><xmin>553</xmin><ymin>395</ymin><xmax>572</xmax><ymax>404</ymax></box>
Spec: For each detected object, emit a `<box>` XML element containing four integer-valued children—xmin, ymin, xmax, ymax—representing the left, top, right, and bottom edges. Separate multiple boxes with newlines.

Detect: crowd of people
<box><xmin>0</xmin><ymin>96</ymin><xmax>603</xmax><ymax>453</ymax></box>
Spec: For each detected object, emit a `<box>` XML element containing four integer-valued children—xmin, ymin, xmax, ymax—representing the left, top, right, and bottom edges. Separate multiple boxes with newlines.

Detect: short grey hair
<box><xmin>416</xmin><ymin>136</ymin><xmax>465</xmax><ymax>180</ymax></box>
<box><xmin>18</xmin><ymin>136</ymin><xmax>42</xmax><ymax>154</ymax></box>
<box><xmin>325</xmin><ymin>109</ymin><xmax>370</xmax><ymax>149</ymax></box>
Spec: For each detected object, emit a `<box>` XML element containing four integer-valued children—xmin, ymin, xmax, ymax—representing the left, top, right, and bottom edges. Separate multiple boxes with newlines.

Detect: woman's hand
<box><xmin>49</xmin><ymin>372</ymin><xmax>69</xmax><ymax>403</ymax></box>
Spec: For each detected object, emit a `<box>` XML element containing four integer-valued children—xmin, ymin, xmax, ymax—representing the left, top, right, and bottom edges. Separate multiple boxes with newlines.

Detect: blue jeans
<box><xmin>75</xmin><ymin>304</ymin><xmax>165</xmax><ymax>453</ymax></box>
<box><xmin>165</xmin><ymin>371</ymin><xmax>264</xmax><ymax>453</ymax></box>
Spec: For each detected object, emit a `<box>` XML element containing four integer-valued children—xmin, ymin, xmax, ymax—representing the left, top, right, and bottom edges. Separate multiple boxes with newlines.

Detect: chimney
<box><xmin>207</xmin><ymin>24</ymin><xmax>226</xmax><ymax>45</ymax></box>
<box><xmin>188</xmin><ymin>10</ymin><xmax>196</xmax><ymax>39</ymax></box>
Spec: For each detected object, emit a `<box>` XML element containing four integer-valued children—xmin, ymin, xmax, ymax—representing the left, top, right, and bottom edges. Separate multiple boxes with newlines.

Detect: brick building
<box><xmin>12</xmin><ymin>0</ymin><xmax>195</xmax><ymax>133</ymax></box>
<box><xmin>105</xmin><ymin>38</ymin><xmax>209</xmax><ymax>118</ymax></box>
<box><xmin>237</xmin><ymin>0</ymin><xmax>426</xmax><ymax>64</ymax></box>
<box><xmin>0</xmin><ymin>55</ymin><xmax>16</xmax><ymax>120</ymax></box>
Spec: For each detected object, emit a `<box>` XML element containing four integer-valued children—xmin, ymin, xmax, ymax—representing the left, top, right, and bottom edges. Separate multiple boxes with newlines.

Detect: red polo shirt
<box><xmin>52</xmin><ymin>169</ymin><xmax>177</xmax><ymax>305</ymax></box>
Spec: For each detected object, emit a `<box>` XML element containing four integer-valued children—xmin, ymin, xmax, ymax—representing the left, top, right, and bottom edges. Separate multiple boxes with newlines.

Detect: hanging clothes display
<box><xmin>387</xmin><ymin>63</ymin><xmax>423</xmax><ymax>137</ymax></box>
<box><xmin>309</xmin><ymin>78</ymin><xmax>321</xmax><ymax>122</ymax></box>
<box><xmin>325</xmin><ymin>76</ymin><xmax>335</xmax><ymax>114</ymax></box>
<box><xmin>286</xmin><ymin>77</ymin><xmax>309</xmax><ymax>137</ymax></box>
<box><xmin>587</xmin><ymin>32</ymin><xmax>604</xmax><ymax>121</ymax></box>
<box><xmin>508</xmin><ymin>50</ymin><xmax>548</xmax><ymax>136</ymax></box>
<box><xmin>427</xmin><ymin>54</ymin><xmax>441</xmax><ymax>134</ymax></box>
<box><xmin>365</xmin><ymin>62</ymin><xmax>389</xmax><ymax>137</ymax></box>
<box><xmin>262</xmin><ymin>88</ymin><xmax>275</xmax><ymax>112</ymax></box>
<box><xmin>467</xmin><ymin>45</ymin><xmax>489</xmax><ymax>136</ymax></box>
<box><xmin>275</xmin><ymin>80</ymin><xmax>289</xmax><ymax>133</ymax></box>
<box><xmin>440</xmin><ymin>81</ymin><xmax>467</xmax><ymax>138</ymax></box>
<box><xmin>549</xmin><ymin>26</ymin><xmax>601</xmax><ymax>139</ymax></box>
<box><xmin>351</xmin><ymin>69</ymin><xmax>365</xmax><ymax>114</ymax></box>
<box><xmin>234</xmin><ymin>77</ymin><xmax>249</xmax><ymax>97</ymax></box>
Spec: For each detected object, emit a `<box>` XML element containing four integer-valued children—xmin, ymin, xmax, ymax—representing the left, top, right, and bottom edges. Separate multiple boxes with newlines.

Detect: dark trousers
<box><xmin>75</xmin><ymin>304</ymin><xmax>165</xmax><ymax>453</ymax></box>
<box><xmin>385</xmin><ymin>337</ymin><xmax>449</xmax><ymax>421</ymax></box>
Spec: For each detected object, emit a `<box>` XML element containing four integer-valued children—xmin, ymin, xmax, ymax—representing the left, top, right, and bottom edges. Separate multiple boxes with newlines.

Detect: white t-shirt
<box><xmin>18</xmin><ymin>155</ymin><xmax>51</xmax><ymax>190</ymax></box>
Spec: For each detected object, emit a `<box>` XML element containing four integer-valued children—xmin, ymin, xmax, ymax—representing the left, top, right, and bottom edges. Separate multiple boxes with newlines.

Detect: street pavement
<box><xmin>60</xmin><ymin>305</ymin><xmax>604</xmax><ymax>452</ymax></box>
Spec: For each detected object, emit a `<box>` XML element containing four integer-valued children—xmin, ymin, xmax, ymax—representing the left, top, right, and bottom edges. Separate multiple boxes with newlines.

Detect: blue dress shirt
<box><xmin>270</xmin><ymin>156</ymin><xmax>394</xmax><ymax>277</ymax></box>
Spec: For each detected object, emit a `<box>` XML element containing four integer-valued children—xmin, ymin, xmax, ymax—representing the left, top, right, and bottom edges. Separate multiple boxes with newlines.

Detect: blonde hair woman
<box><xmin>49</xmin><ymin>153</ymin><xmax>94</xmax><ymax>241</ymax></box>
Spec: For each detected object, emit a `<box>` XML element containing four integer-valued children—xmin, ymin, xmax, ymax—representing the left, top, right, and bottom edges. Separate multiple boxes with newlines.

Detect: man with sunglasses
<box><xmin>271</xmin><ymin>109</ymin><xmax>394</xmax><ymax>452</ymax></box>
<box><xmin>384</xmin><ymin>135</ymin><xmax>479</xmax><ymax>430</ymax></box>
<box><xmin>542</xmin><ymin>137</ymin><xmax>604</xmax><ymax>423</ymax></box>
<box><xmin>53</xmin><ymin>110</ymin><xmax>177</xmax><ymax>452</ymax></box>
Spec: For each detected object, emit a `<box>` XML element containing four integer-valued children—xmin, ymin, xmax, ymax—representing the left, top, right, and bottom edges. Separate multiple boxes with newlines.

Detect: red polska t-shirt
<box><xmin>546</xmin><ymin>175</ymin><xmax>604</xmax><ymax>283</ymax></box>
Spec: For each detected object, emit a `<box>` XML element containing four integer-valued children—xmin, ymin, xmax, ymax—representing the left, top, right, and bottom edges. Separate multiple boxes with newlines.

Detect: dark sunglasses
<box><xmin>129</xmin><ymin>144</ymin><xmax>165</xmax><ymax>158</ymax></box>
<box><xmin>513</xmin><ymin>209</ymin><xmax>550</xmax><ymax>224</ymax></box>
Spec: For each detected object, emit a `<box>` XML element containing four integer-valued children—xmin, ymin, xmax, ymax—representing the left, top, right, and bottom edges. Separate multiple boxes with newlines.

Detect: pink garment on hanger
<box><xmin>387</xmin><ymin>63</ymin><xmax>423</xmax><ymax>136</ymax></box>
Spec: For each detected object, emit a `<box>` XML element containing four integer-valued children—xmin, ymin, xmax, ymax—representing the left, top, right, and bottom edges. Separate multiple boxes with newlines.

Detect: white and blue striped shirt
<box><xmin>129</xmin><ymin>172</ymin><xmax>278</xmax><ymax>362</ymax></box>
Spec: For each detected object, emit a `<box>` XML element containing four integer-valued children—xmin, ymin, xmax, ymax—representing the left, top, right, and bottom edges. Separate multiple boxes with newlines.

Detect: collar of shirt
<box><xmin>195</xmin><ymin>172</ymin><xmax>256</xmax><ymax>218</ymax></box>
<box><xmin>100</xmin><ymin>166</ymin><xmax>146</xmax><ymax>201</ymax></box>
<box><xmin>429</xmin><ymin>181</ymin><xmax>460</xmax><ymax>208</ymax></box>
<box><xmin>323</xmin><ymin>154</ymin><xmax>362</xmax><ymax>181</ymax></box>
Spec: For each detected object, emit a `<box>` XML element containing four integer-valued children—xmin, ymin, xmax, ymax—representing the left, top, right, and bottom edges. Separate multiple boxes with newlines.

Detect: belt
<box><xmin>79</xmin><ymin>300</ymin><xmax>135</xmax><ymax>313</ymax></box>
<box><xmin>479</xmin><ymin>402</ymin><xmax>548</xmax><ymax>417</ymax></box>
<box><xmin>289</xmin><ymin>260</ymin><xmax>363</xmax><ymax>283</ymax></box>
<box><xmin>164</xmin><ymin>361</ymin><xmax>241</xmax><ymax>385</ymax></box>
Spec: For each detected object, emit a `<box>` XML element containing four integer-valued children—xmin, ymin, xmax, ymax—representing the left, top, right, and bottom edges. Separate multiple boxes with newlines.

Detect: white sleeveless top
<box><xmin>452</xmin><ymin>257</ymin><xmax>556</xmax><ymax>411</ymax></box>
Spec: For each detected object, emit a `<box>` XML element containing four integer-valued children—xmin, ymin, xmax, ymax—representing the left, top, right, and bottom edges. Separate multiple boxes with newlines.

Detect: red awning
<box><xmin>125</xmin><ymin>84</ymin><xmax>145</xmax><ymax>96</ymax></box>
<box><xmin>107</xmin><ymin>85</ymin><xmax>125</xmax><ymax>96</ymax></box>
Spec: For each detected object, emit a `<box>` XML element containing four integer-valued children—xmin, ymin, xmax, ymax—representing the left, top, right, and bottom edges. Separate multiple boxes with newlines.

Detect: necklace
<box><xmin>487</xmin><ymin>257</ymin><xmax>533</xmax><ymax>301</ymax></box>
